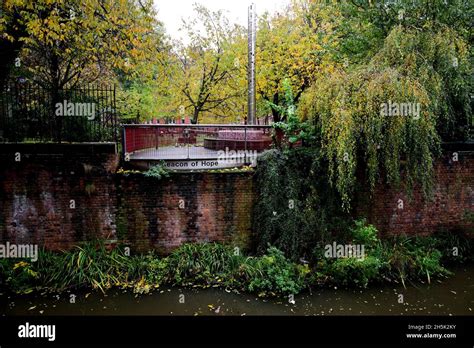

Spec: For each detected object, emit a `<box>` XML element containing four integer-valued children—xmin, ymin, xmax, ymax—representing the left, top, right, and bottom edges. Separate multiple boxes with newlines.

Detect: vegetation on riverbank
<box><xmin>1</xmin><ymin>221</ymin><xmax>472</xmax><ymax>297</ymax></box>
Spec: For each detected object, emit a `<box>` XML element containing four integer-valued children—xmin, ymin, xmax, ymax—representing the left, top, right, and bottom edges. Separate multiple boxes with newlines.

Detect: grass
<box><xmin>0</xmin><ymin>224</ymin><xmax>472</xmax><ymax>296</ymax></box>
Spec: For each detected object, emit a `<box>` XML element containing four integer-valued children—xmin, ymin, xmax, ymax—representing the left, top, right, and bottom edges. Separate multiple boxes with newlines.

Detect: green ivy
<box><xmin>143</xmin><ymin>162</ymin><xmax>170</xmax><ymax>179</ymax></box>
<box><xmin>252</xmin><ymin>148</ymin><xmax>351</xmax><ymax>259</ymax></box>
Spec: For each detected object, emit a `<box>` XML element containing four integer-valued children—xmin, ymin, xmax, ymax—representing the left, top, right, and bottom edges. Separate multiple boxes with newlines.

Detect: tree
<box><xmin>299</xmin><ymin>20</ymin><xmax>472</xmax><ymax>208</ymax></box>
<box><xmin>0</xmin><ymin>0</ymin><xmax>26</xmax><ymax>86</ymax></box>
<box><xmin>334</xmin><ymin>0</ymin><xmax>473</xmax><ymax>141</ymax></box>
<box><xmin>169</xmin><ymin>5</ymin><xmax>245</xmax><ymax>124</ymax></box>
<box><xmin>1</xmin><ymin>0</ymin><xmax>164</xmax><ymax>89</ymax></box>
<box><xmin>255</xmin><ymin>1</ymin><xmax>340</xmax><ymax>122</ymax></box>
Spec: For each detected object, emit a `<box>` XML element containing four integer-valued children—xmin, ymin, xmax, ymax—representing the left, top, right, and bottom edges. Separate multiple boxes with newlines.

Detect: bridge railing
<box><xmin>122</xmin><ymin>124</ymin><xmax>273</xmax><ymax>160</ymax></box>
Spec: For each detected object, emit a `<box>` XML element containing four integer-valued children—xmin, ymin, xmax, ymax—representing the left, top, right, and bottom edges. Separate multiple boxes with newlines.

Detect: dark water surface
<box><xmin>2</xmin><ymin>265</ymin><xmax>473</xmax><ymax>316</ymax></box>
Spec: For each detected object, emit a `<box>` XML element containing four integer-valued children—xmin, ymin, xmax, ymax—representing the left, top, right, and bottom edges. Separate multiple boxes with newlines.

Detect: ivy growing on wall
<box><xmin>252</xmin><ymin>148</ymin><xmax>351</xmax><ymax>260</ymax></box>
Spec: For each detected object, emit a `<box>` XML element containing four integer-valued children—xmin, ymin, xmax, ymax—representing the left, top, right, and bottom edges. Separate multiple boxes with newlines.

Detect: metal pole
<box><xmin>248</xmin><ymin>3</ymin><xmax>256</xmax><ymax>125</ymax></box>
<box><xmin>185</xmin><ymin>128</ymin><xmax>190</xmax><ymax>159</ymax></box>
<box><xmin>122</xmin><ymin>126</ymin><xmax>126</xmax><ymax>162</ymax></box>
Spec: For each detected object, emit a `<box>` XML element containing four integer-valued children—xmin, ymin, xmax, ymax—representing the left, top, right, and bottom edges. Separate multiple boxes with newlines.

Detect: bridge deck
<box><xmin>129</xmin><ymin>145</ymin><xmax>221</xmax><ymax>160</ymax></box>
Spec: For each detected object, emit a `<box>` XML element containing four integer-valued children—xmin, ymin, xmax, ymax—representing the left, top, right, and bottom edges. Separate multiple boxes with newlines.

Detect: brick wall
<box><xmin>115</xmin><ymin>173</ymin><xmax>253</xmax><ymax>253</ymax></box>
<box><xmin>0</xmin><ymin>144</ymin><xmax>254</xmax><ymax>253</ymax></box>
<box><xmin>0</xmin><ymin>143</ymin><xmax>119</xmax><ymax>250</ymax></box>
<box><xmin>355</xmin><ymin>147</ymin><xmax>474</xmax><ymax>236</ymax></box>
<box><xmin>0</xmin><ymin>143</ymin><xmax>472</xmax><ymax>253</ymax></box>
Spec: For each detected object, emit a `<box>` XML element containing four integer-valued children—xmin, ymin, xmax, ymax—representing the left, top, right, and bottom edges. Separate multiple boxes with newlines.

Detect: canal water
<box><xmin>2</xmin><ymin>265</ymin><xmax>473</xmax><ymax>316</ymax></box>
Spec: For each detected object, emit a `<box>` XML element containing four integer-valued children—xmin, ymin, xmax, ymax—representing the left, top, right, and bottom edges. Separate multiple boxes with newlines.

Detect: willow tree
<box><xmin>331</xmin><ymin>0</ymin><xmax>473</xmax><ymax>64</ymax></box>
<box><xmin>331</xmin><ymin>0</ymin><xmax>473</xmax><ymax>141</ymax></box>
<box><xmin>299</xmin><ymin>25</ymin><xmax>472</xmax><ymax>209</ymax></box>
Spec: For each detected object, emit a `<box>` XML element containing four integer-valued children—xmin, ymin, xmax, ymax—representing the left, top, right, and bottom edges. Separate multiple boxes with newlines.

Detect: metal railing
<box><xmin>122</xmin><ymin>124</ymin><xmax>273</xmax><ymax>160</ymax></box>
<box><xmin>0</xmin><ymin>81</ymin><xmax>118</xmax><ymax>143</ymax></box>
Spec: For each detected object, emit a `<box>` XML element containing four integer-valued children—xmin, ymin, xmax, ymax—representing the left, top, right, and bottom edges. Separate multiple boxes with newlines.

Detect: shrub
<box><xmin>312</xmin><ymin>221</ymin><xmax>460</xmax><ymax>288</ymax></box>
<box><xmin>311</xmin><ymin>219</ymin><xmax>382</xmax><ymax>288</ymax></box>
<box><xmin>431</xmin><ymin>229</ymin><xmax>474</xmax><ymax>264</ymax></box>
<box><xmin>374</xmin><ymin>236</ymin><xmax>451</xmax><ymax>287</ymax></box>
<box><xmin>253</xmin><ymin>148</ymin><xmax>351</xmax><ymax>260</ymax></box>
<box><xmin>0</xmin><ymin>259</ymin><xmax>39</xmax><ymax>294</ymax></box>
<box><xmin>351</xmin><ymin>219</ymin><xmax>378</xmax><ymax>247</ymax></box>
<box><xmin>317</xmin><ymin>256</ymin><xmax>382</xmax><ymax>288</ymax></box>
<box><xmin>143</xmin><ymin>162</ymin><xmax>169</xmax><ymax>179</ymax></box>
<box><xmin>141</xmin><ymin>256</ymin><xmax>168</xmax><ymax>285</ymax></box>
<box><xmin>240</xmin><ymin>247</ymin><xmax>309</xmax><ymax>296</ymax></box>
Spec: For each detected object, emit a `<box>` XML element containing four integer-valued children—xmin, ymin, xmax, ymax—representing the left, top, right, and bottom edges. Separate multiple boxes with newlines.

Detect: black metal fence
<box><xmin>0</xmin><ymin>82</ymin><xmax>118</xmax><ymax>143</ymax></box>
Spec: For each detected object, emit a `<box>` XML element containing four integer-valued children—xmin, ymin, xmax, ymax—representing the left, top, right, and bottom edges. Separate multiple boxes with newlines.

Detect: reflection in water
<box><xmin>2</xmin><ymin>266</ymin><xmax>473</xmax><ymax>316</ymax></box>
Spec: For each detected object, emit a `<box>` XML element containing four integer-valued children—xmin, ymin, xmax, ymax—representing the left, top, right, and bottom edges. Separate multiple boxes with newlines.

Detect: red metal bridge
<box><xmin>122</xmin><ymin>124</ymin><xmax>273</xmax><ymax>170</ymax></box>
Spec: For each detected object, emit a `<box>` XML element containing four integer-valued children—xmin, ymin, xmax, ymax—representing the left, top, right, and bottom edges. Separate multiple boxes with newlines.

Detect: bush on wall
<box><xmin>252</xmin><ymin>147</ymin><xmax>352</xmax><ymax>260</ymax></box>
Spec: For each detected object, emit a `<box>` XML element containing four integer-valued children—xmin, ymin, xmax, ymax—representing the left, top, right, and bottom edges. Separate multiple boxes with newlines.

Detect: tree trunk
<box><xmin>271</xmin><ymin>92</ymin><xmax>282</xmax><ymax>122</ymax></box>
<box><xmin>192</xmin><ymin>107</ymin><xmax>200</xmax><ymax>124</ymax></box>
<box><xmin>271</xmin><ymin>107</ymin><xmax>281</xmax><ymax>123</ymax></box>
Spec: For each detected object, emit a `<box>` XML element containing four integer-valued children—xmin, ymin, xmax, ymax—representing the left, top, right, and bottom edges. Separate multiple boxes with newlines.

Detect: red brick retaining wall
<box><xmin>0</xmin><ymin>143</ymin><xmax>472</xmax><ymax>253</ymax></box>
<box><xmin>0</xmin><ymin>144</ymin><xmax>254</xmax><ymax>253</ymax></box>
<box><xmin>355</xmin><ymin>148</ymin><xmax>474</xmax><ymax>236</ymax></box>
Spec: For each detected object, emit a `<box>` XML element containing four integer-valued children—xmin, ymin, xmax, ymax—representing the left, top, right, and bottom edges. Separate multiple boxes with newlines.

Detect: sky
<box><xmin>154</xmin><ymin>0</ymin><xmax>291</xmax><ymax>42</ymax></box>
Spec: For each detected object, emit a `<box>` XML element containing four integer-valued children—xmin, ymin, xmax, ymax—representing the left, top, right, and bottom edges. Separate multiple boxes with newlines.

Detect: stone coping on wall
<box><xmin>0</xmin><ymin>142</ymin><xmax>119</xmax><ymax>174</ymax></box>
<box><xmin>0</xmin><ymin>140</ymin><xmax>470</xmax><ymax>156</ymax></box>
<box><xmin>0</xmin><ymin>142</ymin><xmax>117</xmax><ymax>155</ymax></box>
<box><xmin>441</xmin><ymin>141</ymin><xmax>474</xmax><ymax>151</ymax></box>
